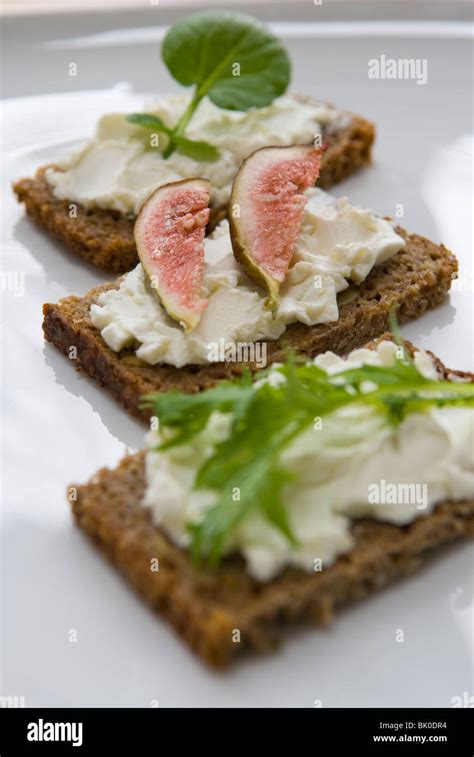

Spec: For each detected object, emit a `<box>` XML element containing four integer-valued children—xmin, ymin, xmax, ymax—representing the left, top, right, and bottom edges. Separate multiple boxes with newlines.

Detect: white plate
<box><xmin>1</xmin><ymin>6</ymin><xmax>473</xmax><ymax>707</ymax></box>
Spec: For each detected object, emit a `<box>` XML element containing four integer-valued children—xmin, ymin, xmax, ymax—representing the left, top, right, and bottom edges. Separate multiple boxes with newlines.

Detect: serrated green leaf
<box><xmin>144</xmin><ymin>351</ymin><xmax>474</xmax><ymax>566</ymax></box>
<box><xmin>141</xmin><ymin>373</ymin><xmax>254</xmax><ymax>449</ymax></box>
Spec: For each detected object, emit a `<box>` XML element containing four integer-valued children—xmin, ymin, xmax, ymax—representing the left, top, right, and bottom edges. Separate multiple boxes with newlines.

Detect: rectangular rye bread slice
<box><xmin>43</xmin><ymin>228</ymin><xmax>458</xmax><ymax>424</ymax></box>
<box><xmin>71</xmin><ymin>344</ymin><xmax>474</xmax><ymax>668</ymax></box>
<box><xmin>13</xmin><ymin>104</ymin><xmax>375</xmax><ymax>274</ymax></box>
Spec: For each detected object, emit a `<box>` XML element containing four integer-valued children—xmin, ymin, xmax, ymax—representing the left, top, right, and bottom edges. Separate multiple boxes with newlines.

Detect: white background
<box><xmin>1</xmin><ymin>3</ymin><xmax>473</xmax><ymax>707</ymax></box>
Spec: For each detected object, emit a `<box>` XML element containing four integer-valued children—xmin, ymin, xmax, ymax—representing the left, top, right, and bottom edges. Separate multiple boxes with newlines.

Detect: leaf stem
<box><xmin>162</xmin><ymin>89</ymin><xmax>204</xmax><ymax>158</ymax></box>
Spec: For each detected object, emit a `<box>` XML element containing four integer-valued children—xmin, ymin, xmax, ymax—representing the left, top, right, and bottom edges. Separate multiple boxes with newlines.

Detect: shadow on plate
<box><xmin>13</xmin><ymin>214</ymin><xmax>111</xmax><ymax>294</ymax></box>
<box><xmin>400</xmin><ymin>298</ymin><xmax>457</xmax><ymax>350</ymax></box>
<box><xmin>43</xmin><ymin>340</ymin><xmax>144</xmax><ymax>452</ymax></box>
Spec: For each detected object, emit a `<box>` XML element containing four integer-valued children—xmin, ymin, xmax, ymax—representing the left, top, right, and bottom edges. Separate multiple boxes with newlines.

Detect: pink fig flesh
<box><xmin>134</xmin><ymin>179</ymin><xmax>210</xmax><ymax>331</ymax></box>
<box><xmin>229</xmin><ymin>145</ymin><xmax>323</xmax><ymax>307</ymax></box>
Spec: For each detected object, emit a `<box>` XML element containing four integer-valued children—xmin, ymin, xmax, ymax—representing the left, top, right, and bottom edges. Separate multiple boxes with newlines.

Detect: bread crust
<box><xmin>13</xmin><ymin>109</ymin><xmax>375</xmax><ymax>273</ymax></box>
<box><xmin>43</xmin><ymin>228</ymin><xmax>458</xmax><ymax>423</ymax></box>
<box><xmin>71</xmin><ymin>344</ymin><xmax>474</xmax><ymax>668</ymax></box>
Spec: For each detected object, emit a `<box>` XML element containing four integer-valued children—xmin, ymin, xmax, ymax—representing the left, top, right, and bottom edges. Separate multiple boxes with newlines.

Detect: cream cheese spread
<box><xmin>45</xmin><ymin>94</ymin><xmax>339</xmax><ymax>213</ymax></box>
<box><xmin>142</xmin><ymin>341</ymin><xmax>474</xmax><ymax>581</ymax></box>
<box><xmin>90</xmin><ymin>188</ymin><xmax>405</xmax><ymax>368</ymax></box>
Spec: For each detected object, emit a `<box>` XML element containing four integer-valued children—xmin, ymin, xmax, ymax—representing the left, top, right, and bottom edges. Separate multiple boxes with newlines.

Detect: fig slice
<box><xmin>229</xmin><ymin>145</ymin><xmax>324</xmax><ymax>308</ymax></box>
<box><xmin>134</xmin><ymin>178</ymin><xmax>210</xmax><ymax>331</ymax></box>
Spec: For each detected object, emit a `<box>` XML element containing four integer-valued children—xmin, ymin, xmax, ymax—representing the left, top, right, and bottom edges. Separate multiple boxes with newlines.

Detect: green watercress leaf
<box><xmin>161</xmin><ymin>10</ymin><xmax>291</xmax><ymax>111</ymax></box>
<box><xmin>127</xmin><ymin>11</ymin><xmax>291</xmax><ymax>159</ymax></box>
<box><xmin>171</xmin><ymin>135</ymin><xmax>220</xmax><ymax>161</ymax></box>
<box><xmin>126</xmin><ymin>113</ymin><xmax>172</xmax><ymax>134</ymax></box>
<box><xmin>126</xmin><ymin>113</ymin><xmax>219</xmax><ymax>161</ymax></box>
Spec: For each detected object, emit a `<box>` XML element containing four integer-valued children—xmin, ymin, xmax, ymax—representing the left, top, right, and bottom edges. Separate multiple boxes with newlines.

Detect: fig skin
<box><xmin>134</xmin><ymin>178</ymin><xmax>210</xmax><ymax>331</ymax></box>
<box><xmin>229</xmin><ymin>145</ymin><xmax>324</xmax><ymax>310</ymax></box>
<box><xmin>229</xmin><ymin>214</ymin><xmax>280</xmax><ymax>310</ymax></box>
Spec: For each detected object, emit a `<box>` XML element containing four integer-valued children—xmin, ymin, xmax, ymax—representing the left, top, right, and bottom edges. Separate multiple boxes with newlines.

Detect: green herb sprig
<box><xmin>127</xmin><ymin>11</ymin><xmax>291</xmax><ymax>161</ymax></box>
<box><xmin>142</xmin><ymin>352</ymin><xmax>473</xmax><ymax>566</ymax></box>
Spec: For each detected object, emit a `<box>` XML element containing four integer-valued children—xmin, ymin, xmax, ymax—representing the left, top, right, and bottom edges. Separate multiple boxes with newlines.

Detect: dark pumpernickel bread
<box><xmin>43</xmin><ymin>228</ymin><xmax>458</xmax><ymax>424</ymax></box>
<box><xmin>71</xmin><ymin>345</ymin><xmax>474</xmax><ymax>668</ymax></box>
<box><xmin>13</xmin><ymin>110</ymin><xmax>375</xmax><ymax>274</ymax></box>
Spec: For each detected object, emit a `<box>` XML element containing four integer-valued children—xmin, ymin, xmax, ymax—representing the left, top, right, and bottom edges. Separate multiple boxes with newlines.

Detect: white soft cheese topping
<box><xmin>45</xmin><ymin>94</ymin><xmax>340</xmax><ymax>213</ymax></box>
<box><xmin>90</xmin><ymin>188</ymin><xmax>405</xmax><ymax>368</ymax></box>
<box><xmin>143</xmin><ymin>341</ymin><xmax>474</xmax><ymax>581</ymax></box>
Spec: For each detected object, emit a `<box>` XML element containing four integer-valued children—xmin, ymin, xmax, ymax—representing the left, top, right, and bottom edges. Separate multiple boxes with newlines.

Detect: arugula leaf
<box><xmin>162</xmin><ymin>10</ymin><xmax>291</xmax><ymax>111</ymax></box>
<box><xmin>145</xmin><ymin>353</ymin><xmax>474</xmax><ymax>565</ymax></box>
<box><xmin>388</xmin><ymin>306</ymin><xmax>408</xmax><ymax>356</ymax></box>
<box><xmin>141</xmin><ymin>371</ymin><xmax>254</xmax><ymax>449</ymax></box>
<box><xmin>189</xmin><ymin>457</ymin><xmax>277</xmax><ymax>565</ymax></box>
<box><xmin>191</xmin><ymin>398</ymin><xmax>303</xmax><ymax>562</ymax></box>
